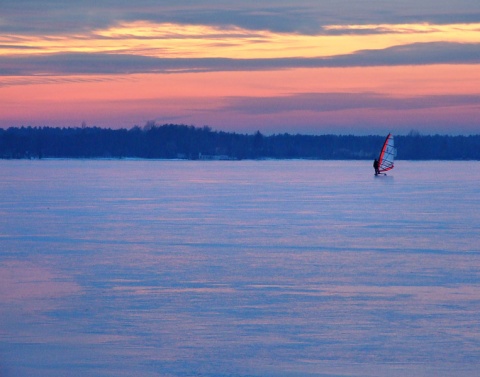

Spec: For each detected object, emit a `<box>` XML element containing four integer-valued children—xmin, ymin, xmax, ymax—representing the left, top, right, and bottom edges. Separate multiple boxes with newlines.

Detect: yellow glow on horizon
<box><xmin>96</xmin><ymin>21</ymin><xmax>257</xmax><ymax>39</ymax></box>
<box><xmin>324</xmin><ymin>22</ymin><xmax>480</xmax><ymax>34</ymax></box>
<box><xmin>1</xmin><ymin>21</ymin><xmax>479</xmax><ymax>60</ymax></box>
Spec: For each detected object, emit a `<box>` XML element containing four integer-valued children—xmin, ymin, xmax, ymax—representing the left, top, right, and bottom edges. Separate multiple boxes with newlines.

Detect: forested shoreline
<box><xmin>1</xmin><ymin>124</ymin><xmax>479</xmax><ymax>160</ymax></box>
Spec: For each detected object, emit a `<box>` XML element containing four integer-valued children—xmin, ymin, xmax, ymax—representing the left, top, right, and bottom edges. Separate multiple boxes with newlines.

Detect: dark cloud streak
<box><xmin>221</xmin><ymin>92</ymin><xmax>480</xmax><ymax>114</ymax></box>
<box><xmin>1</xmin><ymin>42</ymin><xmax>479</xmax><ymax>76</ymax></box>
<box><xmin>2</xmin><ymin>1</ymin><xmax>480</xmax><ymax>35</ymax></box>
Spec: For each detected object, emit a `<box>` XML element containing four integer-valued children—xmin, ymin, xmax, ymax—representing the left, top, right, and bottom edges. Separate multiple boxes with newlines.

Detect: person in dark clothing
<box><xmin>373</xmin><ymin>159</ymin><xmax>380</xmax><ymax>175</ymax></box>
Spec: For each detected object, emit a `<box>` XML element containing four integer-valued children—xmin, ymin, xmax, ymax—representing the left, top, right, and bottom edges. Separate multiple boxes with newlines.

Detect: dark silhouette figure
<box><xmin>373</xmin><ymin>158</ymin><xmax>380</xmax><ymax>175</ymax></box>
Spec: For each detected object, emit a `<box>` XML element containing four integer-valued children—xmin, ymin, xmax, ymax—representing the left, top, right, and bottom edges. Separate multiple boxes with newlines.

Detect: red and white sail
<box><xmin>378</xmin><ymin>133</ymin><xmax>395</xmax><ymax>172</ymax></box>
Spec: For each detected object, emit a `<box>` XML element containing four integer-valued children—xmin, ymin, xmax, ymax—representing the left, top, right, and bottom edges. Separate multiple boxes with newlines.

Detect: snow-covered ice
<box><xmin>1</xmin><ymin>160</ymin><xmax>479</xmax><ymax>377</ymax></box>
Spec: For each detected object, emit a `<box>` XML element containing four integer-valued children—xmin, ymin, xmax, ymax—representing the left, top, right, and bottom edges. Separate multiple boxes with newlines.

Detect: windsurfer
<box><xmin>373</xmin><ymin>158</ymin><xmax>380</xmax><ymax>175</ymax></box>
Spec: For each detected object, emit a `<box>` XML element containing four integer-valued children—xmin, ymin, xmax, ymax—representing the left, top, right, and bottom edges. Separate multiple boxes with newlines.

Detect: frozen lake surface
<box><xmin>1</xmin><ymin>160</ymin><xmax>479</xmax><ymax>377</ymax></box>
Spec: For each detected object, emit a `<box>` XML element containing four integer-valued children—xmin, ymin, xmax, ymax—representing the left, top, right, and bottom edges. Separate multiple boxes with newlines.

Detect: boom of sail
<box><xmin>378</xmin><ymin>133</ymin><xmax>395</xmax><ymax>173</ymax></box>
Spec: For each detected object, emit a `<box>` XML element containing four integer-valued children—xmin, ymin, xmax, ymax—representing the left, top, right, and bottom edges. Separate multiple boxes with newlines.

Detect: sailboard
<box><xmin>377</xmin><ymin>133</ymin><xmax>395</xmax><ymax>174</ymax></box>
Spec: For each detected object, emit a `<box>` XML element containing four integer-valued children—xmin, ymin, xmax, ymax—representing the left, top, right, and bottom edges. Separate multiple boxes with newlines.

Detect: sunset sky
<box><xmin>1</xmin><ymin>1</ymin><xmax>479</xmax><ymax>135</ymax></box>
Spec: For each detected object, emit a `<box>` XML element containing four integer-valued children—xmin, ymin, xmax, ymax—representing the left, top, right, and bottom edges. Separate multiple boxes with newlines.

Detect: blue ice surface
<box><xmin>0</xmin><ymin>160</ymin><xmax>479</xmax><ymax>377</ymax></box>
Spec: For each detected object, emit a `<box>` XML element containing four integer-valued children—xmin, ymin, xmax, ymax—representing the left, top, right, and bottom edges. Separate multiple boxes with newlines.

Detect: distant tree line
<box><xmin>1</xmin><ymin>124</ymin><xmax>479</xmax><ymax>160</ymax></box>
